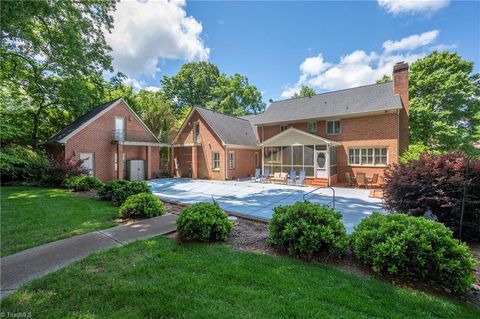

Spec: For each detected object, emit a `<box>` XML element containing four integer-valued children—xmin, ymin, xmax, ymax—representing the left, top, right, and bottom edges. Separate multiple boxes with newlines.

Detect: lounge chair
<box><xmin>270</xmin><ymin>172</ymin><xmax>288</xmax><ymax>184</ymax></box>
<box><xmin>367</xmin><ymin>173</ymin><xmax>379</xmax><ymax>188</ymax></box>
<box><xmin>345</xmin><ymin>172</ymin><xmax>356</xmax><ymax>186</ymax></box>
<box><xmin>251</xmin><ymin>168</ymin><xmax>261</xmax><ymax>182</ymax></box>
<box><xmin>295</xmin><ymin>170</ymin><xmax>306</xmax><ymax>186</ymax></box>
<box><xmin>260</xmin><ymin>168</ymin><xmax>270</xmax><ymax>183</ymax></box>
<box><xmin>356</xmin><ymin>173</ymin><xmax>367</xmax><ymax>188</ymax></box>
<box><xmin>287</xmin><ymin>169</ymin><xmax>297</xmax><ymax>185</ymax></box>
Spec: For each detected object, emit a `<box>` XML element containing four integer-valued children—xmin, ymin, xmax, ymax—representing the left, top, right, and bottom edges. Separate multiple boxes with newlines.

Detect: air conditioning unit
<box><xmin>127</xmin><ymin>160</ymin><xmax>145</xmax><ymax>181</ymax></box>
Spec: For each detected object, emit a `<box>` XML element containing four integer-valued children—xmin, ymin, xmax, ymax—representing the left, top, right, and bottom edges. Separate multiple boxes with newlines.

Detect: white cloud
<box><xmin>123</xmin><ymin>77</ymin><xmax>145</xmax><ymax>92</ymax></box>
<box><xmin>145</xmin><ymin>86</ymin><xmax>161</xmax><ymax>92</ymax></box>
<box><xmin>378</xmin><ymin>0</ymin><xmax>450</xmax><ymax>15</ymax></box>
<box><xmin>383</xmin><ymin>30</ymin><xmax>439</xmax><ymax>52</ymax></box>
<box><xmin>106</xmin><ymin>0</ymin><xmax>210</xmax><ymax>77</ymax></box>
<box><xmin>281</xmin><ymin>30</ymin><xmax>445</xmax><ymax>98</ymax></box>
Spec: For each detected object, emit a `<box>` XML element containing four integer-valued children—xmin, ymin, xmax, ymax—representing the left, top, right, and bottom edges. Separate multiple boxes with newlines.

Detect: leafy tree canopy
<box><xmin>292</xmin><ymin>85</ymin><xmax>316</xmax><ymax>98</ymax></box>
<box><xmin>409</xmin><ymin>51</ymin><xmax>480</xmax><ymax>155</ymax></box>
<box><xmin>376</xmin><ymin>75</ymin><xmax>392</xmax><ymax>84</ymax></box>
<box><xmin>1</xmin><ymin>0</ymin><xmax>117</xmax><ymax>147</ymax></box>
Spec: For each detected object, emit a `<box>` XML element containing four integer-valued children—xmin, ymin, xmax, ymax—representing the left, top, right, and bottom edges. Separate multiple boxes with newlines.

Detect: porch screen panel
<box><xmin>271</xmin><ymin>146</ymin><xmax>281</xmax><ymax>173</ymax></box>
<box><xmin>304</xmin><ymin>145</ymin><xmax>314</xmax><ymax>177</ymax></box>
<box><xmin>292</xmin><ymin>145</ymin><xmax>303</xmax><ymax>175</ymax></box>
<box><xmin>281</xmin><ymin>146</ymin><xmax>292</xmax><ymax>173</ymax></box>
<box><xmin>330</xmin><ymin>146</ymin><xmax>337</xmax><ymax>176</ymax></box>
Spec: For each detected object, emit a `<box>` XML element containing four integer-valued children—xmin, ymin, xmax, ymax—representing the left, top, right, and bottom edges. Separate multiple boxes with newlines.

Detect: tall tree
<box><xmin>161</xmin><ymin>62</ymin><xmax>265</xmax><ymax>116</ymax></box>
<box><xmin>0</xmin><ymin>0</ymin><xmax>117</xmax><ymax>147</ymax></box>
<box><xmin>409</xmin><ymin>51</ymin><xmax>480</xmax><ymax>155</ymax></box>
<box><xmin>376</xmin><ymin>75</ymin><xmax>392</xmax><ymax>84</ymax></box>
<box><xmin>292</xmin><ymin>85</ymin><xmax>316</xmax><ymax>98</ymax></box>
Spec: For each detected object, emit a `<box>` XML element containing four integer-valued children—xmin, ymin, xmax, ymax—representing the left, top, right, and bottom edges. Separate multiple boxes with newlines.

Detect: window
<box><xmin>307</xmin><ymin>121</ymin><xmax>317</xmax><ymax>133</ymax></box>
<box><xmin>280</xmin><ymin>124</ymin><xmax>288</xmax><ymax>132</ymax></box>
<box><xmin>115</xmin><ymin>153</ymin><xmax>127</xmax><ymax>172</ymax></box>
<box><xmin>114</xmin><ymin>153</ymin><xmax>118</xmax><ymax>171</ymax></box>
<box><xmin>326</xmin><ymin>120</ymin><xmax>341</xmax><ymax>134</ymax></box>
<box><xmin>228</xmin><ymin>151</ymin><xmax>236</xmax><ymax>169</ymax></box>
<box><xmin>349</xmin><ymin>147</ymin><xmax>388</xmax><ymax>166</ymax></box>
<box><xmin>194</xmin><ymin>122</ymin><xmax>200</xmax><ymax>141</ymax></box>
<box><xmin>115</xmin><ymin>116</ymin><xmax>125</xmax><ymax>140</ymax></box>
<box><xmin>212</xmin><ymin>151</ymin><xmax>220</xmax><ymax>170</ymax></box>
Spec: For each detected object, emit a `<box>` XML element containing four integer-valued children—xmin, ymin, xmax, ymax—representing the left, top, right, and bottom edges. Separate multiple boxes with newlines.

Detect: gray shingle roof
<box><xmin>195</xmin><ymin>107</ymin><xmax>258</xmax><ymax>146</ymax></box>
<box><xmin>45</xmin><ymin>98</ymin><xmax>121</xmax><ymax>144</ymax></box>
<box><xmin>248</xmin><ymin>82</ymin><xmax>402</xmax><ymax>125</ymax></box>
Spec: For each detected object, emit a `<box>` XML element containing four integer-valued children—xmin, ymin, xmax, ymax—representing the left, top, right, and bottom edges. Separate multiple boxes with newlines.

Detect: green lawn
<box><xmin>2</xmin><ymin>237</ymin><xmax>478</xmax><ymax>318</ymax></box>
<box><xmin>0</xmin><ymin>186</ymin><xmax>118</xmax><ymax>256</ymax></box>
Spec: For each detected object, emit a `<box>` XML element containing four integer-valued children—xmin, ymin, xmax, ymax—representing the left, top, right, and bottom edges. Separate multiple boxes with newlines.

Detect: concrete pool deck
<box><xmin>149</xmin><ymin>178</ymin><xmax>386</xmax><ymax>233</ymax></box>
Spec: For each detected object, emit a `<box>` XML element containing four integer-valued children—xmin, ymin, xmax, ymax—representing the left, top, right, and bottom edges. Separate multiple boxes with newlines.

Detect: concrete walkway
<box><xmin>0</xmin><ymin>213</ymin><xmax>177</xmax><ymax>299</ymax></box>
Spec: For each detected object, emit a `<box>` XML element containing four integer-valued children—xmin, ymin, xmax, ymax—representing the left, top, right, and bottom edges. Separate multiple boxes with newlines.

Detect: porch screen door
<box><xmin>315</xmin><ymin>150</ymin><xmax>328</xmax><ymax>178</ymax></box>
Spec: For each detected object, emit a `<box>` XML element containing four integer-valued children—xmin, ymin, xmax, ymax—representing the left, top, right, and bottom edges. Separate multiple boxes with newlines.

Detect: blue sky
<box><xmin>106</xmin><ymin>0</ymin><xmax>479</xmax><ymax>102</ymax></box>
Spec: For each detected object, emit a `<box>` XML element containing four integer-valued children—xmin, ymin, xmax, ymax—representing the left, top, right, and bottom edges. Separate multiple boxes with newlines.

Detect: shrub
<box><xmin>0</xmin><ymin>146</ymin><xmax>50</xmax><ymax>184</ymax></box>
<box><xmin>119</xmin><ymin>193</ymin><xmax>164</xmax><ymax>218</ymax></box>
<box><xmin>64</xmin><ymin>176</ymin><xmax>102</xmax><ymax>192</ymax></box>
<box><xmin>268</xmin><ymin>201</ymin><xmax>348</xmax><ymax>257</ymax></box>
<box><xmin>383</xmin><ymin>152</ymin><xmax>480</xmax><ymax>242</ymax></box>
<box><xmin>177</xmin><ymin>202</ymin><xmax>233</xmax><ymax>242</ymax></box>
<box><xmin>97</xmin><ymin>180</ymin><xmax>151</xmax><ymax>206</ymax></box>
<box><xmin>350</xmin><ymin>213</ymin><xmax>476</xmax><ymax>293</ymax></box>
<box><xmin>42</xmin><ymin>156</ymin><xmax>90</xmax><ymax>186</ymax></box>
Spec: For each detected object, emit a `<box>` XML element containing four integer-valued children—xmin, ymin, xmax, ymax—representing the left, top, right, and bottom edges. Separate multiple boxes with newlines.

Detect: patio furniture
<box><xmin>345</xmin><ymin>172</ymin><xmax>356</xmax><ymax>186</ymax></box>
<box><xmin>356</xmin><ymin>173</ymin><xmax>367</xmax><ymax>188</ymax></box>
<box><xmin>260</xmin><ymin>168</ymin><xmax>270</xmax><ymax>183</ymax></box>
<box><xmin>270</xmin><ymin>172</ymin><xmax>288</xmax><ymax>184</ymax></box>
<box><xmin>367</xmin><ymin>173</ymin><xmax>379</xmax><ymax>188</ymax></box>
<box><xmin>287</xmin><ymin>169</ymin><xmax>297</xmax><ymax>185</ymax></box>
<box><xmin>295</xmin><ymin>170</ymin><xmax>306</xmax><ymax>186</ymax></box>
<box><xmin>251</xmin><ymin>168</ymin><xmax>261</xmax><ymax>182</ymax></box>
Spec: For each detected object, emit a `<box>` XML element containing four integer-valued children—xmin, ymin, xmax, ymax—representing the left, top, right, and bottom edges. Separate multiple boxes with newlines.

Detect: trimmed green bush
<box><xmin>64</xmin><ymin>176</ymin><xmax>102</xmax><ymax>192</ymax></box>
<box><xmin>97</xmin><ymin>180</ymin><xmax>151</xmax><ymax>206</ymax></box>
<box><xmin>0</xmin><ymin>146</ymin><xmax>50</xmax><ymax>184</ymax></box>
<box><xmin>350</xmin><ymin>213</ymin><xmax>476</xmax><ymax>293</ymax></box>
<box><xmin>268</xmin><ymin>201</ymin><xmax>348</xmax><ymax>257</ymax></box>
<box><xmin>177</xmin><ymin>202</ymin><xmax>233</xmax><ymax>242</ymax></box>
<box><xmin>119</xmin><ymin>193</ymin><xmax>164</xmax><ymax>218</ymax></box>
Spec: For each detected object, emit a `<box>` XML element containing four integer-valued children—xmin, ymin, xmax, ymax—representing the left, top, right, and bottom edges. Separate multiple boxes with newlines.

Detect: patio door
<box><xmin>315</xmin><ymin>150</ymin><xmax>328</xmax><ymax>178</ymax></box>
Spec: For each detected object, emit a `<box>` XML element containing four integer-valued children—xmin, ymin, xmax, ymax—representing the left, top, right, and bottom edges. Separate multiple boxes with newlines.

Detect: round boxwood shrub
<box><xmin>350</xmin><ymin>213</ymin><xmax>476</xmax><ymax>293</ymax></box>
<box><xmin>176</xmin><ymin>202</ymin><xmax>233</xmax><ymax>242</ymax></box>
<box><xmin>119</xmin><ymin>193</ymin><xmax>164</xmax><ymax>218</ymax></box>
<box><xmin>64</xmin><ymin>175</ymin><xmax>102</xmax><ymax>192</ymax></box>
<box><xmin>97</xmin><ymin>180</ymin><xmax>151</xmax><ymax>206</ymax></box>
<box><xmin>268</xmin><ymin>201</ymin><xmax>348</xmax><ymax>258</ymax></box>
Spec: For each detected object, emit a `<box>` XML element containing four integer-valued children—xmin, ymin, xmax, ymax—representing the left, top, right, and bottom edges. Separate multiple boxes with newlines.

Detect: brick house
<box><xmin>45</xmin><ymin>98</ymin><xmax>168</xmax><ymax>182</ymax></box>
<box><xmin>173</xmin><ymin>62</ymin><xmax>409</xmax><ymax>185</ymax></box>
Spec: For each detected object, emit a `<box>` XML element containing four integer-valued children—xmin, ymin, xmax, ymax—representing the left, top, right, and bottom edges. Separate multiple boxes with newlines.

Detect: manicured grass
<box><xmin>1</xmin><ymin>186</ymin><xmax>118</xmax><ymax>256</ymax></box>
<box><xmin>2</xmin><ymin>237</ymin><xmax>478</xmax><ymax>318</ymax></box>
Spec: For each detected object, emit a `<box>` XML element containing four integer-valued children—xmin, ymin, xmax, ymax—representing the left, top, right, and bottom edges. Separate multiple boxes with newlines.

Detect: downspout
<box><xmin>397</xmin><ymin>109</ymin><xmax>400</xmax><ymax>163</ymax></box>
<box><xmin>225</xmin><ymin>144</ymin><xmax>228</xmax><ymax>180</ymax></box>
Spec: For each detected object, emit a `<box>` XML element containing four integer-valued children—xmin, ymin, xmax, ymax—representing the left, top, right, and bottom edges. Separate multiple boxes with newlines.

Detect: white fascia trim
<box><xmin>118</xmin><ymin>141</ymin><xmax>168</xmax><ymax>147</ymax></box>
<box><xmin>224</xmin><ymin>144</ymin><xmax>261</xmax><ymax>150</ymax></box>
<box><xmin>260</xmin><ymin>127</ymin><xmax>340</xmax><ymax>146</ymax></box>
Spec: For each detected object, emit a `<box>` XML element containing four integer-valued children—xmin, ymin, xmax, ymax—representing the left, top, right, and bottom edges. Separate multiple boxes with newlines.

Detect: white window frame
<box><xmin>279</xmin><ymin>124</ymin><xmax>288</xmax><ymax>132</ymax></box>
<box><xmin>228</xmin><ymin>151</ymin><xmax>236</xmax><ymax>169</ymax></box>
<box><xmin>212</xmin><ymin>151</ymin><xmax>220</xmax><ymax>170</ymax></box>
<box><xmin>307</xmin><ymin>121</ymin><xmax>317</xmax><ymax>133</ymax></box>
<box><xmin>194</xmin><ymin>121</ymin><xmax>200</xmax><ymax>141</ymax></box>
<box><xmin>114</xmin><ymin>153</ymin><xmax>118</xmax><ymax>171</ymax></box>
<box><xmin>348</xmin><ymin>147</ymin><xmax>388</xmax><ymax>166</ymax></box>
<box><xmin>326</xmin><ymin>120</ymin><xmax>341</xmax><ymax>135</ymax></box>
<box><xmin>115</xmin><ymin>116</ymin><xmax>125</xmax><ymax>140</ymax></box>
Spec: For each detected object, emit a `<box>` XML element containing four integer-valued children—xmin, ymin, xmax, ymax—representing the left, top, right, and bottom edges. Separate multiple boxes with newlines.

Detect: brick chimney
<box><xmin>392</xmin><ymin>61</ymin><xmax>409</xmax><ymax>113</ymax></box>
<box><xmin>392</xmin><ymin>61</ymin><xmax>409</xmax><ymax>156</ymax></box>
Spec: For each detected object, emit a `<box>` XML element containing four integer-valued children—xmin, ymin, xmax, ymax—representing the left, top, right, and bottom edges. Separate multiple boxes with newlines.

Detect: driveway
<box><xmin>149</xmin><ymin>178</ymin><xmax>386</xmax><ymax>233</ymax></box>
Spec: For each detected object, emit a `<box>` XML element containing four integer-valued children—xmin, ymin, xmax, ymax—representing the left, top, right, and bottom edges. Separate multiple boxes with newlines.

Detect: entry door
<box><xmin>315</xmin><ymin>150</ymin><xmax>328</xmax><ymax>178</ymax></box>
<box><xmin>79</xmin><ymin>153</ymin><xmax>94</xmax><ymax>176</ymax></box>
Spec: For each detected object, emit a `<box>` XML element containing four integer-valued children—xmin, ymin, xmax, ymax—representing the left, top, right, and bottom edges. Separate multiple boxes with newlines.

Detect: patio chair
<box><xmin>270</xmin><ymin>172</ymin><xmax>288</xmax><ymax>184</ymax></box>
<box><xmin>367</xmin><ymin>173</ymin><xmax>379</xmax><ymax>188</ymax></box>
<box><xmin>345</xmin><ymin>172</ymin><xmax>356</xmax><ymax>186</ymax></box>
<box><xmin>260</xmin><ymin>168</ymin><xmax>270</xmax><ymax>183</ymax></box>
<box><xmin>251</xmin><ymin>168</ymin><xmax>261</xmax><ymax>182</ymax></box>
<box><xmin>356</xmin><ymin>173</ymin><xmax>367</xmax><ymax>188</ymax></box>
<box><xmin>295</xmin><ymin>170</ymin><xmax>306</xmax><ymax>186</ymax></box>
<box><xmin>287</xmin><ymin>169</ymin><xmax>297</xmax><ymax>185</ymax></box>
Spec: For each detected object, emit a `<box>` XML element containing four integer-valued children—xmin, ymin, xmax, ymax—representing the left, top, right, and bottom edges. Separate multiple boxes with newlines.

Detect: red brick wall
<box><xmin>61</xmin><ymin>100</ymin><xmax>160</xmax><ymax>182</ymax></box>
<box><xmin>174</xmin><ymin>110</ymin><xmax>226</xmax><ymax>180</ymax></box>
<box><xmin>393</xmin><ymin>62</ymin><xmax>409</xmax><ymax>156</ymax></box>
<box><xmin>258</xmin><ymin>112</ymin><xmax>399</xmax><ymax>183</ymax></box>
<box><xmin>226</xmin><ymin>148</ymin><xmax>259</xmax><ymax>180</ymax></box>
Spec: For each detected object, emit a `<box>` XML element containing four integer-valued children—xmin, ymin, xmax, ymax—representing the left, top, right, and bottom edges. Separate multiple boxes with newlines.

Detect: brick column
<box><xmin>117</xmin><ymin>143</ymin><xmax>124</xmax><ymax>180</ymax></box>
<box><xmin>146</xmin><ymin>145</ymin><xmax>152</xmax><ymax>179</ymax></box>
<box><xmin>191</xmin><ymin>146</ymin><xmax>198</xmax><ymax>179</ymax></box>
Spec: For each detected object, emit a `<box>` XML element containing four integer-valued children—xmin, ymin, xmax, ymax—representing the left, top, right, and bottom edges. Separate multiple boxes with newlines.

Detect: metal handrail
<box><xmin>303</xmin><ymin>186</ymin><xmax>336</xmax><ymax>209</ymax></box>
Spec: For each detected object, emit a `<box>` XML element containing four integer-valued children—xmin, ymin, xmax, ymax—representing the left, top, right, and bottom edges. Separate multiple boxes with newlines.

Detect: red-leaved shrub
<box><xmin>42</xmin><ymin>156</ymin><xmax>90</xmax><ymax>186</ymax></box>
<box><xmin>382</xmin><ymin>152</ymin><xmax>480</xmax><ymax>242</ymax></box>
